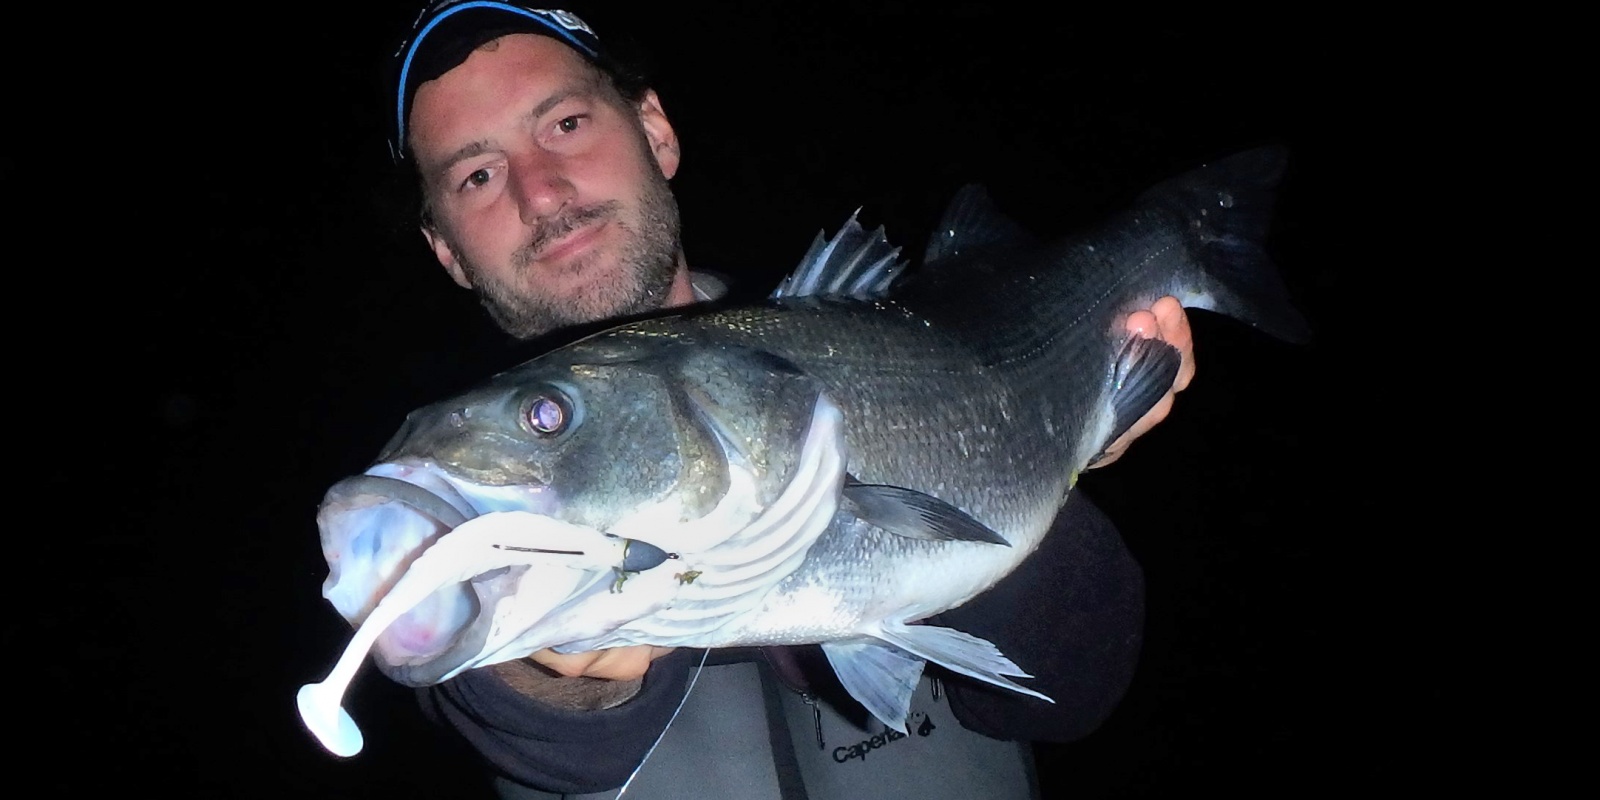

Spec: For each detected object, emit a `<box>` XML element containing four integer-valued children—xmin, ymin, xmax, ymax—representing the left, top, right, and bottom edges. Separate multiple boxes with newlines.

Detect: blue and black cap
<box><xmin>388</xmin><ymin>2</ymin><xmax>607</xmax><ymax>162</ymax></box>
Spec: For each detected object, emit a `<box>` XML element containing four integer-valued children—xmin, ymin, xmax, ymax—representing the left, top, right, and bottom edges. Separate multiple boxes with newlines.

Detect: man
<box><xmin>385</xmin><ymin>3</ymin><xmax>1193</xmax><ymax>797</ymax></box>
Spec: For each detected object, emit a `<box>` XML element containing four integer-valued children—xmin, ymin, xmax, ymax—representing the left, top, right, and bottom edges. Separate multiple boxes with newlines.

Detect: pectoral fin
<box><xmin>820</xmin><ymin>638</ymin><xmax>927</xmax><ymax>733</ymax></box>
<box><xmin>841</xmin><ymin>479</ymin><xmax>1010</xmax><ymax>545</ymax></box>
<box><xmin>1089</xmin><ymin>334</ymin><xmax>1182</xmax><ymax>467</ymax></box>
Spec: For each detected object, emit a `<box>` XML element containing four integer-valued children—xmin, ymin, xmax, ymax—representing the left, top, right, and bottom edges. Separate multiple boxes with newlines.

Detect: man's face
<box><xmin>409</xmin><ymin>34</ymin><xmax>685</xmax><ymax>339</ymax></box>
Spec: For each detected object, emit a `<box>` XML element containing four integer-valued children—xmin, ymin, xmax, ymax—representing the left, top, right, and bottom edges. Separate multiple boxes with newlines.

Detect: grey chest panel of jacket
<box><xmin>494</xmin><ymin>661</ymin><xmax>1037</xmax><ymax>800</ymax></box>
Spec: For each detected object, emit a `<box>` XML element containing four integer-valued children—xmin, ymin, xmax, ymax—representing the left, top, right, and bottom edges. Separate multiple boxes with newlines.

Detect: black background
<box><xmin>26</xmin><ymin>3</ymin><xmax>1447</xmax><ymax>797</ymax></box>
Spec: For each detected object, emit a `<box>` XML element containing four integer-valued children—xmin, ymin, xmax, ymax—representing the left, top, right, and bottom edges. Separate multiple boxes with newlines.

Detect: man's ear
<box><xmin>638</xmin><ymin>90</ymin><xmax>680</xmax><ymax>179</ymax></box>
<box><xmin>421</xmin><ymin>225</ymin><xmax>474</xmax><ymax>289</ymax></box>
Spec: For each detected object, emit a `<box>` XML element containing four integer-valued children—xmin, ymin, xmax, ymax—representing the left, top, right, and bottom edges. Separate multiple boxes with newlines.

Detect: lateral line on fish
<box><xmin>987</xmin><ymin>240</ymin><xmax>1176</xmax><ymax>372</ymax></box>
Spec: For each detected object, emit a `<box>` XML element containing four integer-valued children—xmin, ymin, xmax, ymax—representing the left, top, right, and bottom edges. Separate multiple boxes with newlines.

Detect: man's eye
<box><xmin>555</xmin><ymin>115</ymin><xmax>584</xmax><ymax>134</ymax></box>
<box><xmin>464</xmin><ymin>168</ymin><xmax>492</xmax><ymax>188</ymax></box>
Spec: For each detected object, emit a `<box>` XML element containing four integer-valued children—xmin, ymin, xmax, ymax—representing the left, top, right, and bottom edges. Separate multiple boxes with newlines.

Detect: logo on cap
<box><xmin>420</xmin><ymin>3</ymin><xmax>595</xmax><ymax>37</ymax></box>
<box><xmin>535</xmin><ymin>8</ymin><xmax>596</xmax><ymax>37</ymax></box>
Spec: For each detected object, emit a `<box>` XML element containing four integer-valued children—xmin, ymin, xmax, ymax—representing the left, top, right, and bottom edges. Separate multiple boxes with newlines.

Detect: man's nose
<box><xmin>508</xmin><ymin>151</ymin><xmax>575</xmax><ymax>224</ymax></box>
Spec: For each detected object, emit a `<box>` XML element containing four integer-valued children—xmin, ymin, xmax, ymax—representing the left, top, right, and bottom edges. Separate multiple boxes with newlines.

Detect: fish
<box><xmin>297</xmin><ymin>147</ymin><xmax>1309</xmax><ymax>757</ymax></box>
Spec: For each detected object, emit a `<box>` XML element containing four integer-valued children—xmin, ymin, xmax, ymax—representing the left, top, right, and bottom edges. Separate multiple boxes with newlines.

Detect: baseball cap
<box><xmin>388</xmin><ymin>2</ymin><xmax>607</xmax><ymax>161</ymax></box>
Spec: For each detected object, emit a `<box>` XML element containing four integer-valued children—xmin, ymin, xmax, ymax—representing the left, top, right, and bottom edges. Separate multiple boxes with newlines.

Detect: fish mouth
<box><xmin>314</xmin><ymin>462</ymin><xmax>561</xmax><ymax>686</ymax></box>
<box><xmin>311</xmin><ymin>391</ymin><xmax>852</xmax><ymax>689</ymax></box>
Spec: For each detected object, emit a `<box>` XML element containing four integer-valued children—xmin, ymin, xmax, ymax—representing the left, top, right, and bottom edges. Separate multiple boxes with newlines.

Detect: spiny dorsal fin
<box><xmin>771</xmin><ymin>209</ymin><xmax>907</xmax><ymax>300</ymax></box>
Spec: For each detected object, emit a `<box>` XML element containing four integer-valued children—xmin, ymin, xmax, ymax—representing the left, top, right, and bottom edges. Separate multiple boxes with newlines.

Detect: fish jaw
<box><xmin>314</xmin><ymin>463</ymin><xmax>564</xmax><ymax>684</ymax></box>
<box><xmin>315</xmin><ymin>464</ymin><xmax>673</xmax><ymax>686</ymax></box>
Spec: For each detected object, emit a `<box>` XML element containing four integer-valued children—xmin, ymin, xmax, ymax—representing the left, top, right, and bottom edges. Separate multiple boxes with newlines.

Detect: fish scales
<box><xmin>602</xmin><ymin>225</ymin><xmax>1175</xmax><ymax>642</ymax></box>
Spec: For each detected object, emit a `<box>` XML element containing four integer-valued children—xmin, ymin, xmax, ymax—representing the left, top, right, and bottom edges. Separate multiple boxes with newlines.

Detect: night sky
<box><xmin>31</xmin><ymin>4</ymin><xmax>1443</xmax><ymax>797</ymax></box>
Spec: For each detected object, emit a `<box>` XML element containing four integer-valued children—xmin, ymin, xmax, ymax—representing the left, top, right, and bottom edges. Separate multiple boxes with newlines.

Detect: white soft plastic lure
<box><xmin>296</xmin><ymin>512</ymin><xmax>628</xmax><ymax>756</ymax></box>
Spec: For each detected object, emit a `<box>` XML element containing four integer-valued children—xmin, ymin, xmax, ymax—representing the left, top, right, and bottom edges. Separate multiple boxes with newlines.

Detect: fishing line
<box><xmin>615</xmin><ymin>648</ymin><xmax>712</xmax><ymax>799</ymax></box>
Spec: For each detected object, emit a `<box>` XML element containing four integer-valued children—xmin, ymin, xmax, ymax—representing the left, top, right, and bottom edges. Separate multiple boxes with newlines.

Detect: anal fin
<box><xmin>821</xmin><ymin>621</ymin><xmax>1056</xmax><ymax>733</ymax></box>
<box><xmin>875</xmin><ymin>621</ymin><xmax>1053</xmax><ymax>704</ymax></box>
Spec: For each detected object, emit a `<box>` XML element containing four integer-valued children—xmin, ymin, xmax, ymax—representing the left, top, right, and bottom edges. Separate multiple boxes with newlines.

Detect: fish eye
<box><xmin>522</xmin><ymin>392</ymin><xmax>573</xmax><ymax>436</ymax></box>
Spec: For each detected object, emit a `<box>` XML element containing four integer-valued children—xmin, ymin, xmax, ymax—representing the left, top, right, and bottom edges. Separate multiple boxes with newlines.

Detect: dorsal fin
<box><xmin>771</xmin><ymin>209</ymin><xmax>907</xmax><ymax>301</ymax></box>
<box><xmin>922</xmin><ymin>184</ymin><xmax>1039</xmax><ymax>265</ymax></box>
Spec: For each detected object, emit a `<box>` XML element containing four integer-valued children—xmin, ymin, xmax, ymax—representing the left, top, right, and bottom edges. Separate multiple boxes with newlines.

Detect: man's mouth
<box><xmin>526</xmin><ymin>203</ymin><xmax>618</xmax><ymax>265</ymax></box>
<box><xmin>534</xmin><ymin>219</ymin><xmax>607</xmax><ymax>265</ymax></box>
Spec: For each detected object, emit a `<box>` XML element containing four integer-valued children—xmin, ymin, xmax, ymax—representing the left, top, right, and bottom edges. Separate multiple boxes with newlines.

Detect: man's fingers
<box><xmin>530</xmin><ymin>645</ymin><xmax>676</xmax><ymax>681</ymax></box>
<box><xmin>1092</xmin><ymin>393</ymin><xmax>1174</xmax><ymax>468</ymax></box>
<box><xmin>1151</xmin><ymin>296</ymin><xmax>1194</xmax><ymax>392</ymax></box>
<box><xmin>1090</xmin><ymin>297</ymin><xmax>1193</xmax><ymax>470</ymax></box>
<box><xmin>1124</xmin><ymin>298</ymin><xmax>1194</xmax><ymax>393</ymax></box>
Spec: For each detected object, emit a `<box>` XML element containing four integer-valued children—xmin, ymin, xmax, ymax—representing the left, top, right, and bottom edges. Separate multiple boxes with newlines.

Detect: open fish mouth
<box><xmin>314</xmin><ymin>462</ymin><xmax>564</xmax><ymax>685</ymax></box>
<box><xmin>301</xmin><ymin>494</ymin><xmax>664</xmax><ymax>759</ymax></box>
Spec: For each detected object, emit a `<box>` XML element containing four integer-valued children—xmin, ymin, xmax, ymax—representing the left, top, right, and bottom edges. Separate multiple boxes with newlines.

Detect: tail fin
<box><xmin>1145</xmin><ymin>146</ymin><xmax>1311</xmax><ymax>344</ymax></box>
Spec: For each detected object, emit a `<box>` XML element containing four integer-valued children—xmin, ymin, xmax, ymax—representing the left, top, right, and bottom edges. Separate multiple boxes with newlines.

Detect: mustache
<box><xmin>518</xmin><ymin>202</ymin><xmax>621</xmax><ymax>263</ymax></box>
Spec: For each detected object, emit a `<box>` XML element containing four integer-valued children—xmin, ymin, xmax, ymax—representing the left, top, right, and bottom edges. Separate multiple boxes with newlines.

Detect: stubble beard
<box><xmin>456</xmin><ymin>167</ymin><xmax>682</xmax><ymax>340</ymax></box>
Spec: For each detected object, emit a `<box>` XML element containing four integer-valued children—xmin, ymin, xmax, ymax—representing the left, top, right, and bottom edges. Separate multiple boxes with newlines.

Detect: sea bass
<box><xmin>298</xmin><ymin>147</ymin><xmax>1308</xmax><ymax>757</ymax></box>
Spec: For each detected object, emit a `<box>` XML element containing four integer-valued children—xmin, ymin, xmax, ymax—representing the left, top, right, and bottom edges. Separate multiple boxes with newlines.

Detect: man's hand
<box><xmin>1092</xmin><ymin>296</ymin><xmax>1195</xmax><ymax>468</ymax></box>
<box><xmin>530</xmin><ymin>645</ymin><xmax>676</xmax><ymax>681</ymax></box>
<box><xmin>487</xmin><ymin>645</ymin><xmax>678</xmax><ymax>712</ymax></box>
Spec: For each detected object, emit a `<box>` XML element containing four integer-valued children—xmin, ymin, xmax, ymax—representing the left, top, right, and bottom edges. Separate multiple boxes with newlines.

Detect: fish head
<box><xmin>314</xmin><ymin>328</ymin><xmax>835</xmax><ymax>685</ymax></box>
